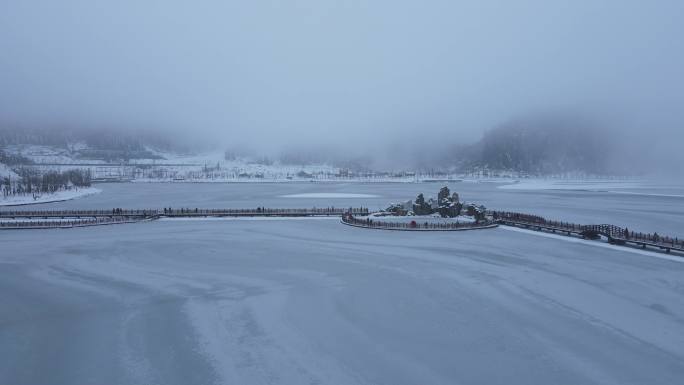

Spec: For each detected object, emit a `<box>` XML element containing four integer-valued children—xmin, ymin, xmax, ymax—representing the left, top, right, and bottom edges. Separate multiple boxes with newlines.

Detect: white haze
<box><xmin>1</xmin><ymin>0</ymin><xmax>683</xmax><ymax>170</ymax></box>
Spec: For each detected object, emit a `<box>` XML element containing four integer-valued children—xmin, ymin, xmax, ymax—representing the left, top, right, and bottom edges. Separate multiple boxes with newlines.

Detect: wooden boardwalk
<box><xmin>492</xmin><ymin>211</ymin><xmax>684</xmax><ymax>255</ymax></box>
<box><xmin>2</xmin><ymin>206</ymin><xmax>681</xmax><ymax>257</ymax></box>
<box><xmin>0</xmin><ymin>207</ymin><xmax>369</xmax><ymax>229</ymax></box>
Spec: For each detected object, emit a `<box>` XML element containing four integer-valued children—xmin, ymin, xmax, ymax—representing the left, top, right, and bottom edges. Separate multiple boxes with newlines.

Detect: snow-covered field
<box><xmin>1</xmin><ymin>144</ymin><xmax>457</xmax><ymax>182</ymax></box>
<box><xmin>0</xmin><ymin>187</ymin><xmax>101</xmax><ymax>206</ymax></box>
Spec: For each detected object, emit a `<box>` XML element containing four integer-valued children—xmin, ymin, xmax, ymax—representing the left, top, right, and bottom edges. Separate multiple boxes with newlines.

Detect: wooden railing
<box><xmin>0</xmin><ymin>207</ymin><xmax>369</xmax><ymax>218</ymax></box>
<box><xmin>341</xmin><ymin>214</ymin><xmax>496</xmax><ymax>231</ymax></box>
<box><xmin>491</xmin><ymin>211</ymin><xmax>684</xmax><ymax>252</ymax></box>
<box><xmin>161</xmin><ymin>207</ymin><xmax>368</xmax><ymax>217</ymax></box>
<box><xmin>0</xmin><ymin>207</ymin><xmax>370</xmax><ymax>229</ymax></box>
<box><xmin>0</xmin><ymin>216</ymin><xmax>142</xmax><ymax>229</ymax></box>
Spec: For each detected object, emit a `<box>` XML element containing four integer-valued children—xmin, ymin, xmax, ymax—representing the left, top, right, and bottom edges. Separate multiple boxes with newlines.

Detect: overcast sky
<box><xmin>1</xmin><ymin>0</ymin><xmax>683</xmax><ymax>152</ymax></box>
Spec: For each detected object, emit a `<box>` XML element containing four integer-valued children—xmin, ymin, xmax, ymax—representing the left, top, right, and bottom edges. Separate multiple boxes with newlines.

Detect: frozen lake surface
<box><xmin>280</xmin><ymin>192</ymin><xmax>380</xmax><ymax>198</ymax></box>
<box><xmin>2</xmin><ymin>181</ymin><xmax>684</xmax><ymax>384</ymax></box>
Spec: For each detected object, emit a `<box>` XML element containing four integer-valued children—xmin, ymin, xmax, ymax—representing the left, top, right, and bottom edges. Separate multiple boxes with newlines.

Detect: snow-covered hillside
<box><xmin>2</xmin><ymin>144</ymin><xmax>94</xmax><ymax>165</ymax></box>
<box><xmin>1</xmin><ymin>144</ymin><xmax>434</xmax><ymax>182</ymax></box>
<box><xmin>2</xmin><ymin>144</ymin><xmax>637</xmax><ymax>184</ymax></box>
<box><xmin>0</xmin><ymin>186</ymin><xmax>101</xmax><ymax>206</ymax></box>
<box><xmin>0</xmin><ymin>162</ymin><xmax>18</xmax><ymax>179</ymax></box>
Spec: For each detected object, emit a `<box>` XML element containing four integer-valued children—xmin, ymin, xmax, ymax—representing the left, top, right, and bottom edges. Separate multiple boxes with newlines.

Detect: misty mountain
<box><xmin>0</xmin><ymin>127</ymin><xmax>183</xmax><ymax>162</ymax></box>
<box><xmin>377</xmin><ymin>116</ymin><xmax>625</xmax><ymax>176</ymax></box>
<box><xmin>465</xmin><ymin>118</ymin><xmax>616</xmax><ymax>175</ymax></box>
<box><xmin>0</xmin><ymin>119</ymin><xmax>642</xmax><ymax>176</ymax></box>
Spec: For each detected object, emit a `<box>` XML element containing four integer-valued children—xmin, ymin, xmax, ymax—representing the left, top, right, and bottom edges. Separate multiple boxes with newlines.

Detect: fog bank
<box><xmin>1</xmin><ymin>1</ymin><xmax>683</xmax><ymax>172</ymax></box>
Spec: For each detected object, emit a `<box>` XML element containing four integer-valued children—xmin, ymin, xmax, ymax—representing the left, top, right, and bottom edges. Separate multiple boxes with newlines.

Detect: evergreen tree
<box><xmin>415</xmin><ymin>193</ymin><xmax>425</xmax><ymax>206</ymax></box>
<box><xmin>438</xmin><ymin>186</ymin><xmax>450</xmax><ymax>203</ymax></box>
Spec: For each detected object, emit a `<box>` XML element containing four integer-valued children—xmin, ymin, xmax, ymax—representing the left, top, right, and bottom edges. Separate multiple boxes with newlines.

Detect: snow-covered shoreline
<box><xmin>0</xmin><ymin>187</ymin><xmax>101</xmax><ymax>207</ymax></box>
<box><xmin>496</xmin><ymin>178</ymin><xmax>643</xmax><ymax>191</ymax></box>
<box><xmin>3</xmin><ymin>145</ymin><xmax>648</xmax><ymax>185</ymax></box>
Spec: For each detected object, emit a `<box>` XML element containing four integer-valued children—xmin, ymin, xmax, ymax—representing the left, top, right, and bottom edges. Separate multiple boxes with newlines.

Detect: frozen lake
<box><xmin>7</xmin><ymin>179</ymin><xmax>683</xmax><ymax>234</ymax></box>
<box><xmin>2</xmin><ymin>181</ymin><xmax>684</xmax><ymax>384</ymax></box>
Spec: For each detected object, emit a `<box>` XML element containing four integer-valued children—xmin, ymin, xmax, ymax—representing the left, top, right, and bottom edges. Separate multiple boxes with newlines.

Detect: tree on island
<box><xmin>438</xmin><ymin>186</ymin><xmax>450</xmax><ymax>204</ymax></box>
<box><xmin>413</xmin><ymin>193</ymin><xmax>432</xmax><ymax>215</ymax></box>
<box><xmin>415</xmin><ymin>193</ymin><xmax>425</xmax><ymax>206</ymax></box>
<box><xmin>436</xmin><ymin>186</ymin><xmax>463</xmax><ymax>218</ymax></box>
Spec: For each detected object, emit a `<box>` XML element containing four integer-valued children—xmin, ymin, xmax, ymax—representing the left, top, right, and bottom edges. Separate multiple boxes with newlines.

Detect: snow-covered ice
<box><xmin>2</xmin><ymin>218</ymin><xmax>684</xmax><ymax>385</ymax></box>
<box><xmin>498</xmin><ymin>178</ymin><xmax>641</xmax><ymax>191</ymax></box>
<box><xmin>280</xmin><ymin>192</ymin><xmax>380</xmax><ymax>198</ymax></box>
<box><xmin>500</xmin><ymin>225</ymin><xmax>684</xmax><ymax>264</ymax></box>
<box><xmin>2</xmin><ymin>181</ymin><xmax>684</xmax><ymax>385</ymax></box>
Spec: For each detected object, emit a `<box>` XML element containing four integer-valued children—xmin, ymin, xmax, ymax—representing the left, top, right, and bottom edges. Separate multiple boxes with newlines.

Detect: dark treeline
<box><xmin>0</xmin><ymin>127</ymin><xmax>187</xmax><ymax>161</ymax></box>
<box><xmin>2</xmin><ymin>168</ymin><xmax>91</xmax><ymax>197</ymax></box>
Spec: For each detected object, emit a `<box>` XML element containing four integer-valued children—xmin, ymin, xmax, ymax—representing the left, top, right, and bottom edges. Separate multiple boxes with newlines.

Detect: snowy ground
<box><xmin>2</xmin><ymin>144</ymin><xmax>97</xmax><ymax>165</ymax></box>
<box><xmin>0</xmin><ymin>187</ymin><xmax>101</xmax><ymax>206</ymax></box>
<box><xmin>2</xmin><ymin>219</ymin><xmax>684</xmax><ymax>385</ymax></box>
<box><xmin>0</xmin><ymin>162</ymin><xmax>18</xmax><ymax>179</ymax></box>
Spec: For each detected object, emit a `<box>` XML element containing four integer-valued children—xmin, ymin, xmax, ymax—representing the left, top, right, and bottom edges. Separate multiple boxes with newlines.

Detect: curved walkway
<box><xmin>491</xmin><ymin>210</ymin><xmax>684</xmax><ymax>255</ymax></box>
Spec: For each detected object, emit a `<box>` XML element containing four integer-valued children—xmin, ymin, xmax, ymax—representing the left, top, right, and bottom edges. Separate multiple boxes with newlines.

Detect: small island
<box><xmin>342</xmin><ymin>186</ymin><xmax>497</xmax><ymax>231</ymax></box>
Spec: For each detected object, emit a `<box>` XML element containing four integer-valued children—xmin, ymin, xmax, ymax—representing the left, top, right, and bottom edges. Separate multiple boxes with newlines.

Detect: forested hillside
<box><xmin>474</xmin><ymin>119</ymin><xmax>613</xmax><ymax>174</ymax></box>
<box><xmin>0</xmin><ymin>127</ymin><xmax>178</xmax><ymax>161</ymax></box>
